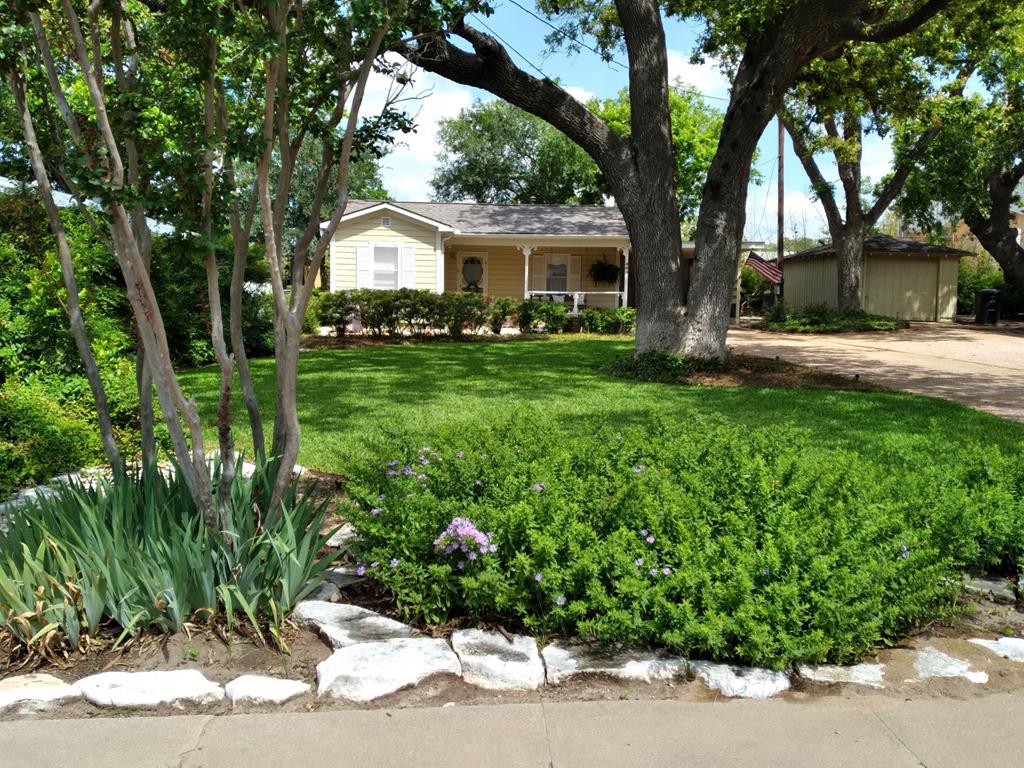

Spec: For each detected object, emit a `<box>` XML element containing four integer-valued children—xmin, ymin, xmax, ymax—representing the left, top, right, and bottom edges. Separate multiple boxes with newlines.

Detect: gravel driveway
<box><xmin>727</xmin><ymin>323</ymin><xmax>1024</xmax><ymax>422</ymax></box>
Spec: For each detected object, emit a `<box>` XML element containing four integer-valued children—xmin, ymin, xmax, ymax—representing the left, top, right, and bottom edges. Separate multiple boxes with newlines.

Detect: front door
<box><xmin>458</xmin><ymin>253</ymin><xmax>487</xmax><ymax>294</ymax></box>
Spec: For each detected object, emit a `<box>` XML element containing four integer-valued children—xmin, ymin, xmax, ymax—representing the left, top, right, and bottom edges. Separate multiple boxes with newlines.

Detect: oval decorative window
<box><xmin>462</xmin><ymin>257</ymin><xmax>484</xmax><ymax>292</ymax></box>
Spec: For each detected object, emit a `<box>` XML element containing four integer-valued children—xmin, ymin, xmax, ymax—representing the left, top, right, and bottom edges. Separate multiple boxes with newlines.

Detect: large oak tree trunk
<box><xmin>967</xmin><ymin>167</ymin><xmax>1024</xmax><ymax>294</ymax></box>
<box><xmin>834</xmin><ymin>227</ymin><xmax>866</xmax><ymax>312</ymax></box>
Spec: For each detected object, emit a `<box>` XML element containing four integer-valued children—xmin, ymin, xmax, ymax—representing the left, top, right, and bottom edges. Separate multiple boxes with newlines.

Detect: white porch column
<box><xmin>435</xmin><ymin>232</ymin><xmax>446</xmax><ymax>294</ymax></box>
<box><xmin>618</xmin><ymin>246</ymin><xmax>631</xmax><ymax>308</ymax></box>
<box><xmin>519</xmin><ymin>245</ymin><xmax>534</xmax><ymax>298</ymax></box>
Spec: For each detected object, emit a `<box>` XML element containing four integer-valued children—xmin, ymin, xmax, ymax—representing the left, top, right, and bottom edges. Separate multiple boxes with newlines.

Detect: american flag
<box><xmin>744</xmin><ymin>251</ymin><xmax>783</xmax><ymax>284</ymax></box>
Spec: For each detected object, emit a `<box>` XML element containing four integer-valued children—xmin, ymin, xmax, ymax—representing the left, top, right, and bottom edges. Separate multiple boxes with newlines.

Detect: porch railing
<box><xmin>526</xmin><ymin>291</ymin><xmax>626</xmax><ymax>315</ymax></box>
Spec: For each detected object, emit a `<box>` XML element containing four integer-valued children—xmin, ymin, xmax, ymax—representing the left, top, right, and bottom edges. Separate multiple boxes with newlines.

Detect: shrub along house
<box><xmin>325</xmin><ymin>200</ymin><xmax>635</xmax><ymax>313</ymax></box>
<box><xmin>783</xmin><ymin>235</ymin><xmax>970</xmax><ymax>322</ymax></box>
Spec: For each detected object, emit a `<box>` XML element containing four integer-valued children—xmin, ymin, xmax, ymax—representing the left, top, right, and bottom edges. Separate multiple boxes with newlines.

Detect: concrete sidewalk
<box><xmin>3</xmin><ymin>694</ymin><xmax>1021</xmax><ymax>767</ymax></box>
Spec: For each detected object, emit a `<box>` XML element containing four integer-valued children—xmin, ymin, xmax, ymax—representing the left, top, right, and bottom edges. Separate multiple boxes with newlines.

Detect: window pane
<box><xmin>547</xmin><ymin>257</ymin><xmax>567</xmax><ymax>292</ymax></box>
<box><xmin>373</xmin><ymin>246</ymin><xmax>399</xmax><ymax>271</ymax></box>
<box><xmin>373</xmin><ymin>270</ymin><xmax>398</xmax><ymax>289</ymax></box>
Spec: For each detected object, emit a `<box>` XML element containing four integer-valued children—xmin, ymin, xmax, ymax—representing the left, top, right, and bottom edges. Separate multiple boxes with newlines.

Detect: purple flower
<box><xmin>474</xmin><ymin>479</ymin><xmax>483</xmax><ymax>487</ymax></box>
<box><xmin>762</xmin><ymin>567</ymin><xmax>771</xmax><ymax>577</ymax></box>
<box><xmin>640</xmin><ymin>529</ymin><xmax>649</xmax><ymax>537</ymax></box>
<box><xmin>468</xmin><ymin>551</ymin><xmax>477</xmax><ymax>561</ymax></box>
<box><xmin>377</xmin><ymin>494</ymin><xmax>386</xmax><ymax>501</ymax></box>
<box><xmin>649</xmin><ymin>567</ymin><xmax>658</xmax><ymax>577</ymax></box>
<box><xmin>387</xmin><ymin>460</ymin><xmax>399</xmax><ymax>467</ymax></box>
<box><xmin>661</xmin><ymin>567</ymin><xmax>672</xmax><ymax>575</ymax></box>
<box><xmin>534</xmin><ymin>572</ymin><xmax>543</xmax><ymax>582</ymax></box>
<box><xmin>633</xmin><ymin>464</ymin><xmax>645</xmax><ymax>473</ymax></box>
<box><xmin>645</xmin><ymin>535</ymin><xmax>655</xmax><ymax>544</ymax></box>
<box><xmin>386</xmin><ymin>469</ymin><xmax>399</xmax><ymax>476</ymax></box>
<box><xmin>419</xmin><ymin>456</ymin><xmax>430</xmax><ymax>465</ymax></box>
<box><xmin>899</xmin><ymin>544</ymin><xmax>910</xmax><ymax>560</ymax></box>
<box><xmin>532</xmin><ymin>482</ymin><xmax>546</xmax><ymax>492</ymax></box>
<box><xmin>370</xmin><ymin>561</ymin><xmax>380</xmax><ymax>569</ymax></box>
<box><xmin>634</xmin><ymin>558</ymin><xmax>644</xmax><ymax>567</ymax></box>
<box><xmin>356</xmin><ymin>564</ymin><xmax>367</xmax><ymax>577</ymax></box>
<box><xmin>370</xmin><ymin>507</ymin><xmax>382</xmax><ymax>516</ymax></box>
<box><xmin>390</xmin><ymin>558</ymin><xmax>400</xmax><ymax>567</ymax></box>
<box><xmin>457</xmin><ymin>561</ymin><xmax>465</xmax><ymax>570</ymax></box>
<box><xmin>456</xmin><ymin>450</ymin><xmax>465</xmax><ymax>459</ymax></box>
<box><xmin>488</xmin><ymin>544</ymin><xmax>497</xmax><ymax>553</ymax></box>
<box><xmin>555</xmin><ymin>595</ymin><xmax>566</xmax><ymax>606</ymax></box>
<box><xmin>402</xmin><ymin>465</ymin><xmax>414</xmax><ymax>476</ymax></box>
<box><xmin>416</xmin><ymin>473</ymin><xmax>427</xmax><ymax>481</ymax></box>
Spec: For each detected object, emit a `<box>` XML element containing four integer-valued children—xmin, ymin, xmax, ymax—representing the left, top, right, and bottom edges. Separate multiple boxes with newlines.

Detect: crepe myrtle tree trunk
<box><xmin>9</xmin><ymin>69</ymin><xmax>125</xmax><ymax>476</ymax></box>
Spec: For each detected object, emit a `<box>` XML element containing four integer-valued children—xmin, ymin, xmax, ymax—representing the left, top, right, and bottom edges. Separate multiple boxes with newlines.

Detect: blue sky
<box><xmin>364</xmin><ymin>3</ymin><xmax>898</xmax><ymax>243</ymax></box>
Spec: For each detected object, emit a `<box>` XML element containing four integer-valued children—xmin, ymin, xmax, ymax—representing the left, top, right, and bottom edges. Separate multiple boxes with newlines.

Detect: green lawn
<box><xmin>179</xmin><ymin>335</ymin><xmax>1024</xmax><ymax>475</ymax></box>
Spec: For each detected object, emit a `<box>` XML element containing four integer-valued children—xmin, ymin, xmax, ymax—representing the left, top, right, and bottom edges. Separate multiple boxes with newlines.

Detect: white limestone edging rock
<box><xmin>969</xmin><ymin>637</ymin><xmax>1024</xmax><ymax>662</ymax></box>
<box><xmin>75</xmin><ymin>670</ymin><xmax>225</xmax><ymax>709</ymax></box>
<box><xmin>0</xmin><ymin>673</ymin><xmax>81</xmax><ymax>713</ymax></box>
<box><xmin>797</xmin><ymin>663</ymin><xmax>885</xmax><ymax>688</ymax></box>
<box><xmin>292</xmin><ymin>601</ymin><xmax>416</xmax><ymax>648</ymax></box>
<box><xmin>910</xmin><ymin>647</ymin><xmax>988</xmax><ymax>685</ymax></box>
<box><xmin>317</xmin><ymin>637</ymin><xmax>462</xmax><ymax>702</ymax></box>
<box><xmin>451</xmin><ymin>629</ymin><xmax>545</xmax><ymax>690</ymax></box>
<box><xmin>690</xmin><ymin>661</ymin><xmax>791</xmax><ymax>699</ymax></box>
<box><xmin>541</xmin><ymin>643</ymin><xmax>688</xmax><ymax>685</ymax></box>
<box><xmin>224</xmin><ymin>675</ymin><xmax>309</xmax><ymax>705</ymax></box>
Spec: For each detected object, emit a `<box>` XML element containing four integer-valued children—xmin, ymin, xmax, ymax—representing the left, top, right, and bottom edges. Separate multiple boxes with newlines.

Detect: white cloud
<box><xmin>565</xmin><ymin>85</ymin><xmax>595</xmax><ymax>104</ymax></box>
<box><xmin>666</xmin><ymin>50</ymin><xmax>731</xmax><ymax>102</ymax></box>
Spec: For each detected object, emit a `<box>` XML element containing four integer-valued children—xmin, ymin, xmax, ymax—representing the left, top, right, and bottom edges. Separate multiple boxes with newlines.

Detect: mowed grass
<box><xmin>178</xmin><ymin>335</ymin><xmax>1024</xmax><ymax>475</ymax></box>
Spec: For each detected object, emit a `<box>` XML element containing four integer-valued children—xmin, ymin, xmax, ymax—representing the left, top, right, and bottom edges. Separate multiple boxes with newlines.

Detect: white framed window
<box><xmin>372</xmin><ymin>245</ymin><xmax>399</xmax><ymax>289</ymax></box>
<box><xmin>546</xmin><ymin>255</ymin><xmax>568</xmax><ymax>292</ymax></box>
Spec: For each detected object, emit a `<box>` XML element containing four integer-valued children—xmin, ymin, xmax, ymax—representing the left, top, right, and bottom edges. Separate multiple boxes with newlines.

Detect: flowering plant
<box><xmin>433</xmin><ymin>516</ymin><xmax>497</xmax><ymax>566</ymax></box>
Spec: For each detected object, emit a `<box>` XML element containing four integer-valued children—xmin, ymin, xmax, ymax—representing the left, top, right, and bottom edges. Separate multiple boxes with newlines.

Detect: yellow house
<box><xmin>783</xmin><ymin>235</ymin><xmax>969</xmax><ymax>321</ymax></box>
<box><xmin>326</xmin><ymin>200</ymin><xmax>633</xmax><ymax>312</ymax></box>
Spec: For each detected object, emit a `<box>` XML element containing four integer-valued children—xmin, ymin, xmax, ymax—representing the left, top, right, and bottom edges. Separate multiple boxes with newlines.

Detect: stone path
<box><xmin>728</xmin><ymin>323</ymin><xmax>1024</xmax><ymax>421</ymax></box>
<box><xmin>5</xmin><ymin>598</ymin><xmax>1024</xmax><ymax>717</ymax></box>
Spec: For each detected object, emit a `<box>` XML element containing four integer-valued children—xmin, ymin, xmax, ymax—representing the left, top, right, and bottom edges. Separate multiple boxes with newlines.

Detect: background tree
<box><xmin>782</xmin><ymin>21</ymin><xmax>975</xmax><ymax>312</ymax></box>
<box><xmin>399</xmin><ymin>0</ymin><xmax>959</xmax><ymax>358</ymax></box>
<box><xmin>431</xmin><ymin>98</ymin><xmax>600</xmax><ymax>204</ymax></box>
<box><xmin>899</xmin><ymin>5</ymin><xmax>1024</xmax><ymax>296</ymax></box>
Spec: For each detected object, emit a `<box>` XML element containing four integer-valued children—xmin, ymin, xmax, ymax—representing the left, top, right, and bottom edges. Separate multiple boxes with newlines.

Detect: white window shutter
<box><xmin>400</xmin><ymin>245</ymin><xmax>416</xmax><ymax>288</ymax></box>
<box><xmin>356</xmin><ymin>243</ymin><xmax>372</xmax><ymax>289</ymax></box>
<box><xmin>530</xmin><ymin>254</ymin><xmax>546</xmax><ymax>292</ymax></box>
<box><xmin>568</xmin><ymin>254</ymin><xmax>582</xmax><ymax>292</ymax></box>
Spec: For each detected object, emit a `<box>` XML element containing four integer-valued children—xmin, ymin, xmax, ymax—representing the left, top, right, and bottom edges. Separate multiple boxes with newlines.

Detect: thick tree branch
<box><xmin>850</xmin><ymin>0</ymin><xmax>953</xmax><ymax>44</ymax></box>
<box><xmin>783</xmin><ymin>114</ymin><xmax>843</xmax><ymax>228</ymax></box>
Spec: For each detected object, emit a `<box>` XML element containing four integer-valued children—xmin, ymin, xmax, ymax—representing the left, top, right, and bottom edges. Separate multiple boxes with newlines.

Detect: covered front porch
<box><xmin>443</xmin><ymin>236</ymin><xmax>632</xmax><ymax>314</ymax></box>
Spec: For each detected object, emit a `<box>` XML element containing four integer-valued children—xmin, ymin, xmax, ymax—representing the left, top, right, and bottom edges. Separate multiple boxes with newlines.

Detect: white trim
<box><xmin>619</xmin><ymin>246</ymin><xmax>631</xmax><ymax>308</ymax></box>
<box><xmin>456</xmin><ymin>252</ymin><xmax>488</xmax><ymax>295</ymax></box>
<box><xmin>435</xmin><ymin>232</ymin><xmax>445</xmax><ymax>294</ymax></box>
<box><xmin>518</xmin><ymin>245</ymin><xmax>535</xmax><ymax>298</ymax></box>
<box><xmin>322</xmin><ymin>202</ymin><xmax>456</xmax><ymax>232</ymax></box>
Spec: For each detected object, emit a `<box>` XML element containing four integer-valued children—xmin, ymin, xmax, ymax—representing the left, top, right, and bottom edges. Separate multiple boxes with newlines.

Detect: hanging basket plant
<box><xmin>587</xmin><ymin>259</ymin><xmax>620</xmax><ymax>285</ymax></box>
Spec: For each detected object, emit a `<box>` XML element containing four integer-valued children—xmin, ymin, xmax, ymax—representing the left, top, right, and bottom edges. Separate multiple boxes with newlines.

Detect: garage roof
<box><xmin>785</xmin><ymin>234</ymin><xmax>972</xmax><ymax>261</ymax></box>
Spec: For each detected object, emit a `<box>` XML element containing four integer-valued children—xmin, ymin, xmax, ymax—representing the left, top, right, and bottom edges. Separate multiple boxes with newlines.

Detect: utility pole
<box><xmin>777</xmin><ymin>114</ymin><xmax>785</xmax><ymax>292</ymax></box>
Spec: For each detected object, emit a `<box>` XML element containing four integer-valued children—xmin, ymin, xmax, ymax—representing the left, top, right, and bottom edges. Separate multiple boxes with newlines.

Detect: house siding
<box><xmin>444</xmin><ymin>244</ymin><xmax>622</xmax><ymax>307</ymax></box>
<box><xmin>330</xmin><ymin>211</ymin><xmax>438</xmax><ymax>291</ymax></box>
<box><xmin>784</xmin><ymin>253</ymin><xmax>959</xmax><ymax>321</ymax></box>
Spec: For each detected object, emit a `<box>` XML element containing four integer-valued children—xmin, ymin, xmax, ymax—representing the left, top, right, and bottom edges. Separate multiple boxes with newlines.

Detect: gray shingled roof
<box><xmin>785</xmin><ymin>234</ymin><xmax>971</xmax><ymax>261</ymax></box>
<box><xmin>344</xmin><ymin>200</ymin><xmax>628</xmax><ymax>237</ymax></box>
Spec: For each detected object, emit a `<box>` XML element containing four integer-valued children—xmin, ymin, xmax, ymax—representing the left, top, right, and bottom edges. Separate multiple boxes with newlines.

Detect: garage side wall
<box><xmin>864</xmin><ymin>254</ymin><xmax>959</xmax><ymax>322</ymax></box>
<box><xmin>782</xmin><ymin>256</ymin><xmax>837</xmax><ymax>310</ymax></box>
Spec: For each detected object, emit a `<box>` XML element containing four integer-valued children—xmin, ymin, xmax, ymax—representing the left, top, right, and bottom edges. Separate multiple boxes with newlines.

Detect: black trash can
<box><xmin>975</xmin><ymin>288</ymin><xmax>1002</xmax><ymax>325</ymax></box>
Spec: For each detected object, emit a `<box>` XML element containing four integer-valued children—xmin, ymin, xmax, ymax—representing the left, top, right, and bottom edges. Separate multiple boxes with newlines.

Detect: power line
<box><xmin>505</xmin><ymin>0</ymin><xmax>628</xmax><ymax>71</ymax></box>
<box><xmin>470</xmin><ymin>14</ymin><xmax>553</xmax><ymax>81</ymax></box>
<box><xmin>499</xmin><ymin>0</ymin><xmax>729</xmax><ymax>102</ymax></box>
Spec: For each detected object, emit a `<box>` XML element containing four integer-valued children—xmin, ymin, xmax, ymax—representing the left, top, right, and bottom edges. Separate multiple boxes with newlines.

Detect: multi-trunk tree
<box><xmin>2</xmin><ymin>0</ymin><xmax>396</xmax><ymax>523</ymax></box>
<box><xmin>398</xmin><ymin>0</ymin><xmax>960</xmax><ymax>357</ymax></box>
<box><xmin>781</xmin><ymin>19</ymin><xmax>976</xmax><ymax>312</ymax></box>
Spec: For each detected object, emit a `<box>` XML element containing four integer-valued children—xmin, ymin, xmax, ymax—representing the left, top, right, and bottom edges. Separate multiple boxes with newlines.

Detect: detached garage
<box><xmin>783</xmin><ymin>235</ymin><xmax>968</xmax><ymax>321</ymax></box>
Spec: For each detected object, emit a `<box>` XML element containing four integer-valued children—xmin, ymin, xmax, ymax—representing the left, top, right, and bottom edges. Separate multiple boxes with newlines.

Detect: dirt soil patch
<box><xmin>687</xmin><ymin>354</ymin><xmax>884</xmax><ymax>391</ymax></box>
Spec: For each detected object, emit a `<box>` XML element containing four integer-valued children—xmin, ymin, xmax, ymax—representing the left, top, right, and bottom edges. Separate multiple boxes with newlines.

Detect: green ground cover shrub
<box><xmin>755</xmin><ymin>302</ymin><xmax>908</xmax><ymax>333</ymax></box>
<box><xmin>487</xmin><ymin>297</ymin><xmax>518</xmax><ymax>334</ymax></box>
<box><xmin>344</xmin><ymin>412</ymin><xmax>1024</xmax><ymax>669</ymax></box>
<box><xmin>580</xmin><ymin>307</ymin><xmax>637</xmax><ymax>334</ymax></box>
<box><xmin>0</xmin><ymin>461</ymin><xmax>337</xmax><ymax>655</ymax></box>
